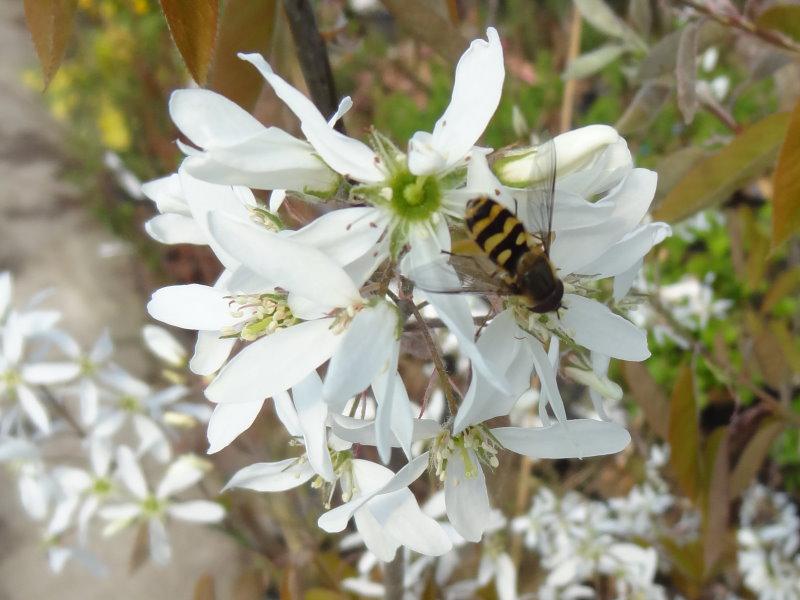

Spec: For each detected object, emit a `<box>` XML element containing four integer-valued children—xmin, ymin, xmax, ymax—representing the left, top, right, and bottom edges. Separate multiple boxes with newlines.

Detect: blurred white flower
<box><xmin>100</xmin><ymin>447</ymin><xmax>224</xmax><ymax>566</ymax></box>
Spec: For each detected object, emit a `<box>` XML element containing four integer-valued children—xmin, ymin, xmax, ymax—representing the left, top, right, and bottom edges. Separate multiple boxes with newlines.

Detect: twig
<box><xmin>675</xmin><ymin>0</ymin><xmax>800</xmax><ymax>55</ymax></box>
<box><xmin>384</xmin><ymin>551</ymin><xmax>405</xmax><ymax>600</ymax></box>
<box><xmin>39</xmin><ymin>386</ymin><xmax>86</xmax><ymax>438</ymax></box>
<box><xmin>281</xmin><ymin>0</ymin><xmax>345</xmax><ymax>132</ymax></box>
<box><xmin>559</xmin><ymin>7</ymin><xmax>583</xmax><ymax>133</ymax></box>
<box><xmin>404</xmin><ymin>315</ymin><xmax>490</xmax><ymax>331</ymax></box>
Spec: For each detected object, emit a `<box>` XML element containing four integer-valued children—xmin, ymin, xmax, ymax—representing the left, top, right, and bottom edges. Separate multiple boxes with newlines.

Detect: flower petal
<box><xmin>115</xmin><ymin>446</ymin><xmax>149</xmax><ymax>500</ymax></box>
<box><xmin>445</xmin><ymin>449</ymin><xmax>490</xmax><ymax>542</ymax></box>
<box><xmin>145</xmin><ymin>214</ymin><xmax>206</xmax><ymax>245</ymax></box>
<box><xmin>167</xmin><ymin>500</ymin><xmax>224</xmax><ymax>523</ymax></box>
<box><xmin>149</xmin><ymin>518</ymin><xmax>172</xmax><ymax>565</ymax></box>
<box><xmin>368</xmin><ymin>491</ymin><xmax>453</xmax><ymax>557</ymax></box>
<box><xmin>147</xmin><ymin>284</ymin><xmax>236</xmax><ymax>332</ymax></box>
<box><xmin>206</xmin><ymin>400</ymin><xmax>264</xmax><ymax>454</ymax></box>
<box><xmin>238</xmin><ymin>53</ymin><xmax>384</xmax><ymax>183</ymax></box>
<box><xmin>208</xmin><ymin>212</ymin><xmax>360</xmax><ymax>308</ymax></box>
<box><xmin>190</xmin><ymin>331</ymin><xmax>235</xmax><ymax>376</ymax></box>
<box><xmin>292</xmin><ymin>372</ymin><xmax>335</xmax><ymax>481</ymax></box>
<box><xmin>157</xmin><ymin>456</ymin><xmax>204</xmax><ymax>499</ymax></box>
<box><xmin>169</xmin><ymin>89</ymin><xmax>264</xmax><ymax>148</ymax></box>
<box><xmin>323</xmin><ymin>301</ymin><xmax>399</xmax><ymax>408</ymax></box>
<box><xmin>22</xmin><ymin>362</ymin><xmax>80</xmax><ymax>385</ymax></box>
<box><xmin>558</xmin><ymin>294</ymin><xmax>650</xmax><ymax>361</ymax></box>
<box><xmin>205</xmin><ymin>319</ymin><xmax>341</xmax><ymax>405</ymax></box>
<box><xmin>223</xmin><ymin>459</ymin><xmax>315</xmax><ymax>492</ymax></box>
<box><xmin>491</xmin><ymin>419</ymin><xmax>631</xmax><ymax>459</ymax></box>
<box><xmin>17</xmin><ymin>384</ymin><xmax>51</xmax><ymax>434</ymax></box>
<box><xmin>576</xmin><ymin>222</ymin><xmax>671</xmax><ymax>279</ymax></box>
<box><xmin>411</xmin><ymin>28</ymin><xmax>504</xmax><ymax>174</ymax></box>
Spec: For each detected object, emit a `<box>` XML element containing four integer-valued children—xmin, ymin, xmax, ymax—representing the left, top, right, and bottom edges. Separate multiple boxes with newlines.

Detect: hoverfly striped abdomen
<box><xmin>465</xmin><ymin>197</ymin><xmax>528</xmax><ymax>274</ymax></box>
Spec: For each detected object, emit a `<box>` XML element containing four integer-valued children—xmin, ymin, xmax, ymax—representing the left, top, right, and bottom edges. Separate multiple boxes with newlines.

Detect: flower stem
<box><xmin>281</xmin><ymin>0</ymin><xmax>344</xmax><ymax>132</ymax></box>
<box><xmin>39</xmin><ymin>385</ymin><xmax>86</xmax><ymax>438</ymax></box>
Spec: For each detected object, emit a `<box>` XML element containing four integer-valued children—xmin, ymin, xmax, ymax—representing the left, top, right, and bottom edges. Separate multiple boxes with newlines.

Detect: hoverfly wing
<box><xmin>520</xmin><ymin>138</ymin><xmax>557</xmax><ymax>256</ymax></box>
<box><xmin>409</xmin><ymin>253</ymin><xmax>512</xmax><ymax>296</ymax></box>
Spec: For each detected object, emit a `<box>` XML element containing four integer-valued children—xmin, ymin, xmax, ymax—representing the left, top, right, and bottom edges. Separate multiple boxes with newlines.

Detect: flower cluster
<box><xmin>0</xmin><ymin>272</ymin><xmax>222</xmax><ymax>574</ymax></box>
<box><xmin>141</xmin><ymin>26</ymin><xmax>670</xmax><ymax>558</ymax></box>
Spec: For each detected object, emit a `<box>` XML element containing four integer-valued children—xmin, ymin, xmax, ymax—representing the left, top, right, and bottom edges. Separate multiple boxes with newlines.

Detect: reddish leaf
<box><xmin>23</xmin><ymin>0</ymin><xmax>78</xmax><ymax>87</ymax></box>
<box><xmin>160</xmin><ymin>0</ymin><xmax>219</xmax><ymax>84</ymax></box>
<box><xmin>668</xmin><ymin>363</ymin><xmax>702</xmax><ymax>501</ymax></box>
<box><xmin>730</xmin><ymin>417</ymin><xmax>785</xmax><ymax>498</ymax></box>
<box><xmin>772</xmin><ymin>100</ymin><xmax>800</xmax><ymax>247</ymax></box>
<box><xmin>653</xmin><ymin>112</ymin><xmax>790</xmax><ymax>223</ymax></box>
<box><xmin>676</xmin><ymin>22</ymin><xmax>699</xmax><ymax>124</ymax></box>
<box><xmin>623</xmin><ymin>361</ymin><xmax>669</xmax><ymax>439</ymax></box>
<box><xmin>702</xmin><ymin>427</ymin><xmax>730</xmax><ymax>576</ymax></box>
<box><xmin>207</xmin><ymin>0</ymin><xmax>278</xmax><ymax>111</ymax></box>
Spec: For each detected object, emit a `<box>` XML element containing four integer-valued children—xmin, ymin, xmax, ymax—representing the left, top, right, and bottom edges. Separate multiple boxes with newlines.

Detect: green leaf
<box><xmin>159</xmin><ymin>0</ymin><xmax>219</xmax><ymax>84</ymax></box>
<box><xmin>756</xmin><ymin>5</ymin><xmax>800</xmax><ymax>43</ymax></box>
<box><xmin>730</xmin><ymin>417</ymin><xmax>785</xmax><ymax>498</ymax></box>
<box><xmin>206</xmin><ymin>0</ymin><xmax>278</xmax><ymax>111</ymax></box>
<box><xmin>574</xmin><ymin>0</ymin><xmax>646</xmax><ymax>51</ymax></box>
<box><xmin>772</xmin><ymin>100</ymin><xmax>800</xmax><ymax>247</ymax></box>
<box><xmin>562</xmin><ymin>44</ymin><xmax>626</xmax><ymax>80</ymax></box>
<box><xmin>653</xmin><ymin>112</ymin><xmax>791</xmax><ymax>223</ymax></box>
<box><xmin>668</xmin><ymin>363</ymin><xmax>701</xmax><ymax>501</ymax></box>
<box><xmin>23</xmin><ymin>0</ymin><xmax>78</xmax><ymax>87</ymax></box>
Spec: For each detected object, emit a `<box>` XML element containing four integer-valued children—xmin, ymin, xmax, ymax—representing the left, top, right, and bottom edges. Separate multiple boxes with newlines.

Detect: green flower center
<box><xmin>141</xmin><ymin>495</ymin><xmax>162</xmax><ymax>516</ymax></box>
<box><xmin>390</xmin><ymin>171</ymin><xmax>441</xmax><ymax>222</ymax></box>
<box><xmin>92</xmin><ymin>477</ymin><xmax>112</xmax><ymax>496</ymax></box>
<box><xmin>120</xmin><ymin>395</ymin><xmax>141</xmax><ymax>413</ymax></box>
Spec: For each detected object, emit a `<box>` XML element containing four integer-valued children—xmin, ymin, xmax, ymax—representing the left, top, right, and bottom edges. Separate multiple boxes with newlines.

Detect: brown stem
<box><xmin>559</xmin><ymin>7</ymin><xmax>583</xmax><ymax>133</ymax></box>
<box><xmin>383</xmin><ymin>550</ymin><xmax>405</xmax><ymax>600</ymax></box>
<box><xmin>39</xmin><ymin>386</ymin><xmax>86</xmax><ymax>438</ymax></box>
<box><xmin>281</xmin><ymin>0</ymin><xmax>345</xmax><ymax>132</ymax></box>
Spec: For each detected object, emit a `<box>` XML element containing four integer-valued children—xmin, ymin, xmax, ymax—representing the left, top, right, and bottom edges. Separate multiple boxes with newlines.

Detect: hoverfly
<box><xmin>411</xmin><ymin>139</ymin><xmax>563</xmax><ymax>313</ymax></box>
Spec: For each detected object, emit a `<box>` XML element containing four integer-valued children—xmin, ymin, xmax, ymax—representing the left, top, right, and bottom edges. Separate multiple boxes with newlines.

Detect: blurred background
<box><xmin>3</xmin><ymin>0</ymin><xmax>800</xmax><ymax>597</ymax></box>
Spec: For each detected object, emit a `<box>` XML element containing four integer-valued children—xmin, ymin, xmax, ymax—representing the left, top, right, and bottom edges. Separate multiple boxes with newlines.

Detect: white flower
<box><xmin>0</xmin><ymin>312</ymin><xmax>80</xmax><ymax>434</ymax></box>
<box><xmin>91</xmin><ymin>366</ymin><xmax>190</xmax><ymax>462</ymax></box>
<box><xmin>0</xmin><ymin>435</ymin><xmax>55</xmax><ymax>520</ymax></box>
<box><xmin>99</xmin><ymin>447</ymin><xmax>224</xmax><ymax>566</ymax></box>
<box><xmin>141</xmin><ymin>325</ymin><xmax>187</xmax><ymax>369</ymax></box>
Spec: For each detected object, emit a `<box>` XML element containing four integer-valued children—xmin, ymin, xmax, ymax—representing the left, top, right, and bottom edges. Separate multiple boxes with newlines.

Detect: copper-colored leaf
<box><xmin>772</xmin><ymin>100</ymin><xmax>800</xmax><ymax>247</ymax></box>
<box><xmin>207</xmin><ymin>0</ymin><xmax>278</xmax><ymax>111</ymax></box>
<box><xmin>623</xmin><ymin>361</ymin><xmax>669</xmax><ymax>439</ymax></box>
<box><xmin>668</xmin><ymin>363</ymin><xmax>702</xmax><ymax>501</ymax></box>
<box><xmin>757</xmin><ymin>4</ymin><xmax>800</xmax><ymax>43</ymax></box>
<box><xmin>23</xmin><ymin>0</ymin><xmax>78</xmax><ymax>87</ymax></box>
<box><xmin>730</xmin><ymin>417</ymin><xmax>784</xmax><ymax>498</ymax></box>
<box><xmin>159</xmin><ymin>0</ymin><xmax>219</xmax><ymax>84</ymax></box>
<box><xmin>760</xmin><ymin>267</ymin><xmax>800</xmax><ymax>315</ymax></box>
<box><xmin>653</xmin><ymin>112</ymin><xmax>791</xmax><ymax>223</ymax></box>
<box><xmin>615</xmin><ymin>81</ymin><xmax>671</xmax><ymax>135</ymax></box>
<box><xmin>702</xmin><ymin>427</ymin><xmax>730</xmax><ymax>576</ymax></box>
<box><xmin>745</xmin><ymin>310</ymin><xmax>791</xmax><ymax>390</ymax></box>
<box><xmin>194</xmin><ymin>574</ymin><xmax>216</xmax><ymax>600</ymax></box>
<box><xmin>379</xmin><ymin>0</ymin><xmax>468</xmax><ymax>64</ymax></box>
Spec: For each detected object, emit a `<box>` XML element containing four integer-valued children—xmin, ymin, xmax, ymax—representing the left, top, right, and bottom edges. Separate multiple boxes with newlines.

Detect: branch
<box><xmin>281</xmin><ymin>0</ymin><xmax>345</xmax><ymax>132</ymax></box>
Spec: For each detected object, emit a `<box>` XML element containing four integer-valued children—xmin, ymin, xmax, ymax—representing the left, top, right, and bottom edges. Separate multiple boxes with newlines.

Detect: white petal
<box><xmin>558</xmin><ymin>294</ymin><xmax>650</xmax><ymax>361</ymax></box>
<box><xmin>411</xmin><ymin>28</ymin><xmax>504</xmax><ymax>174</ymax></box>
<box><xmin>576</xmin><ymin>222</ymin><xmax>671</xmax><ymax>279</ymax></box>
<box><xmin>167</xmin><ymin>500</ymin><xmax>224</xmax><ymax>522</ymax></box>
<box><xmin>141</xmin><ymin>173</ymin><xmax>187</xmax><ymax>214</ymax></box>
<box><xmin>145</xmin><ymin>214</ymin><xmax>206</xmax><ymax>245</ymax></box>
<box><xmin>157</xmin><ymin>457</ymin><xmax>204</xmax><ymax>498</ymax></box>
<box><xmin>613</xmin><ymin>258</ymin><xmax>641</xmax><ymax>301</ymax></box>
<box><xmin>223</xmin><ymin>459</ymin><xmax>315</xmax><ymax>492</ymax></box>
<box><xmin>208</xmin><ymin>212</ymin><xmax>360</xmax><ymax>308</ymax></box>
<box><xmin>273</xmin><ymin>390</ymin><xmax>302</xmax><ymax>437</ymax></box>
<box><xmin>205</xmin><ymin>318</ymin><xmax>340</xmax><ymax>405</ymax></box>
<box><xmin>491</xmin><ymin>419</ymin><xmax>631</xmax><ymax>459</ymax></box>
<box><xmin>323</xmin><ymin>302</ymin><xmax>398</xmax><ymax>407</ymax></box>
<box><xmin>206</xmin><ymin>400</ymin><xmax>264</xmax><ymax>454</ymax></box>
<box><xmin>292</xmin><ymin>372</ymin><xmax>334</xmax><ymax>481</ymax></box>
<box><xmin>142</xmin><ymin>325</ymin><xmax>187</xmax><ymax>367</ymax></box>
<box><xmin>89</xmin><ymin>329</ymin><xmax>114</xmax><ymax>364</ymax></box>
<box><xmin>98</xmin><ymin>502</ymin><xmax>141</xmax><ymax>522</ymax></box>
<box><xmin>329</xmin><ymin>414</ymin><xmax>441</xmax><ymax>447</ymax></box>
<box><xmin>367</xmin><ymin>491</ymin><xmax>453</xmax><ymax>557</ymax></box>
<box><xmin>445</xmin><ymin>449</ymin><xmax>490</xmax><ymax>542</ymax></box>
<box><xmin>317</xmin><ymin>454</ymin><xmax>429</xmax><ymax>533</ymax></box>
<box><xmin>115</xmin><ymin>446</ymin><xmax>149</xmax><ymax>500</ymax></box>
<box><xmin>17</xmin><ymin>384</ymin><xmax>51</xmax><ymax>434</ymax></box>
<box><xmin>147</xmin><ymin>285</ymin><xmax>236</xmax><ymax>331</ymax></box>
<box><xmin>169</xmin><ymin>89</ymin><xmax>263</xmax><ymax>149</ymax></box>
<box><xmin>550</xmin><ymin>169</ymin><xmax>658</xmax><ymax>275</ymax></box>
<box><xmin>19</xmin><ymin>473</ymin><xmax>49</xmax><ymax>520</ymax></box>
<box><xmin>288</xmin><ymin>207</ymin><xmax>388</xmax><ymax>267</ymax></box>
<box><xmin>21</xmin><ymin>362</ymin><xmax>80</xmax><ymax>384</ymax></box>
<box><xmin>353</xmin><ymin>505</ymin><xmax>400</xmax><ymax>562</ymax></box>
<box><xmin>190</xmin><ymin>331</ymin><xmax>235</xmax><ymax>376</ymax></box>
<box><xmin>53</xmin><ymin>466</ymin><xmax>92</xmax><ymax>494</ymax></box>
<box><xmin>149</xmin><ymin>518</ymin><xmax>172</xmax><ymax>565</ymax></box>
<box><xmin>238</xmin><ymin>53</ymin><xmax>385</xmax><ymax>183</ymax></box>
<box><xmin>79</xmin><ymin>378</ymin><xmax>99</xmax><ymax>426</ymax></box>
<box><xmin>528</xmin><ymin>337</ymin><xmax>566</xmax><ymax>423</ymax></box>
